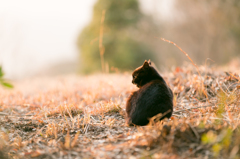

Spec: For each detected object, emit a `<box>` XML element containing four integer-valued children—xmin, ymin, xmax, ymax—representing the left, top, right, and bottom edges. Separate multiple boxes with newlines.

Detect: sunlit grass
<box><xmin>0</xmin><ymin>65</ymin><xmax>239</xmax><ymax>158</ymax></box>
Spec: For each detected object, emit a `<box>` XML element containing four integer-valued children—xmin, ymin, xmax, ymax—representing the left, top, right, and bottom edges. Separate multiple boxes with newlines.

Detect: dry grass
<box><xmin>0</xmin><ymin>65</ymin><xmax>239</xmax><ymax>158</ymax></box>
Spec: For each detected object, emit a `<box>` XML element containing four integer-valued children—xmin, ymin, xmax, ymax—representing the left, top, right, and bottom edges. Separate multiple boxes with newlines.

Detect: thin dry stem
<box><xmin>160</xmin><ymin>37</ymin><xmax>208</xmax><ymax>99</ymax></box>
<box><xmin>99</xmin><ymin>10</ymin><xmax>106</xmax><ymax>72</ymax></box>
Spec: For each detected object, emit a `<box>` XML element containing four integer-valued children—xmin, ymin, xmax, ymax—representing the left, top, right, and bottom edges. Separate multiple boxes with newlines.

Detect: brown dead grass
<box><xmin>0</xmin><ymin>65</ymin><xmax>239</xmax><ymax>159</ymax></box>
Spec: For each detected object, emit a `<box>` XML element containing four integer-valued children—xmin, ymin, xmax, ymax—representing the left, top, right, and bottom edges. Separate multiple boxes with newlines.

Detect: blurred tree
<box><xmin>211</xmin><ymin>0</ymin><xmax>240</xmax><ymax>57</ymax></box>
<box><xmin>77</xmin><ymin>0</ymin><xmax>157</xmax><ymax>73</ymax></box>
<box><xmin>164</xmin><ymin>0</ymin><xmax>240</xmax><ymax>66</ymax></box>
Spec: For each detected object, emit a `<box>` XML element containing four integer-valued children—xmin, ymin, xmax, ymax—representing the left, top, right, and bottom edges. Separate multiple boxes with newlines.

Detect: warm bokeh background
<box><xmin>0</xmin><ymin>0</ymin><xmax>239</xmax><ymax>79</ymax></box>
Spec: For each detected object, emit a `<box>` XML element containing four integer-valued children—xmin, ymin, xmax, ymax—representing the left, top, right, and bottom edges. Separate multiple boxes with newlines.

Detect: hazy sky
<box><xmin>0</xmin><ymin>0</ymin><xmax>174</xmax><ymax>79</ymax></box>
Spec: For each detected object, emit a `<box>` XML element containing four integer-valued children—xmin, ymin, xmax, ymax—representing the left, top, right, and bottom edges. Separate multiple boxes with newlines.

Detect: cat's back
<box><xmin>138</xmin><ymin>80</ymin><xmax>173</xmax><ymax>100</ymax></box>
<box><xmin>131</xmin><ymin>79</ymin><xmax>173</xmax><ymax>122</ymax></box>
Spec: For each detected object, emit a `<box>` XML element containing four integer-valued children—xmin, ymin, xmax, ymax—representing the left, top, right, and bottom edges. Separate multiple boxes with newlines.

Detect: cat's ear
<box><xmin>148</xmin><ymin>59</ymin><xmax>151</xmax><ymax>65</ymax></box>
<box><xmin>143</xmin><ymin>60</ymin><xmax>149</xmax><ymax>68</ymax></box>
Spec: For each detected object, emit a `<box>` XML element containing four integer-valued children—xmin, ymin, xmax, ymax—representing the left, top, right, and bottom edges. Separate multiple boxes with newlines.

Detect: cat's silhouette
<box><xmin>126</xmin><ymin>60</ymin><xmax>173</xmax><ymax>126</ymax></box>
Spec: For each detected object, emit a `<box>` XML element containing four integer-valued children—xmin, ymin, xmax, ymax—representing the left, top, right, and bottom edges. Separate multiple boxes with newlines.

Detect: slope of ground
<box><xmin>0</xmin><ymin>64</ymin><xmax>240</xmax><ymax>159</ymax></box>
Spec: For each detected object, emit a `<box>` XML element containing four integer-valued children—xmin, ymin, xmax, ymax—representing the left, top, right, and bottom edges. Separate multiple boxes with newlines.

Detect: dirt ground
<box><xmin>0</xmin><ymin>64</ymin><xmax>240</xmax><ymax>159</ymax></box>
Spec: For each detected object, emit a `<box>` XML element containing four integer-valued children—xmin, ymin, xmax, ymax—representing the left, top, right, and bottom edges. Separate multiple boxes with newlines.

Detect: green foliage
<box><xmin>0</xmin><ymin>67</ymin><xmax>3</xmax><ymax>77</ymax></box>
<box><xmin>201</xmin><ymin>128</ymin><xmax>233</xmax><ymax>157</ymax></box>
<box><xmin>202</xmin><ymin>130</ymin><xmax>217</xmax><ymax>145</ymax></box>
<box><xmin>77</xmin><ymin>0</ymin><xmax>156</xmax><ymax>73</ymax></box>
<box><xmin>215</xmin><ymin>90</ymin><xmax>236</xmax><ymax>124</ymax></box>
<box><xmin>0</xmin><ymin>66</ymin><xmax>13</xmax><ymax>88</ymax></box>
<box><xmin>93</xmin><ymin>0</ymin><xmax>141</xmax><ymax>30</ymax></box>
<box><xmin>107</xmin><ymin>104</ymin><xmax>122</xmax><ymax>114</ymax></box>
<box><xmin>216</xmin><ymin>91</ymin><xmax>226</xmax><ymax>120</ymax></box>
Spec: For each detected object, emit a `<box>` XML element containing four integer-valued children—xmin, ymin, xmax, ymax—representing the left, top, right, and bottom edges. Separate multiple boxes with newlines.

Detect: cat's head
<box><xmin>132</xmin><ymin>60</ymin><xmax>153</xmax><ymax>88</ymax></box>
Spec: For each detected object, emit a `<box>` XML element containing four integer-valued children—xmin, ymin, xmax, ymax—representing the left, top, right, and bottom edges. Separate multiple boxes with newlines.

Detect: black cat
<box><xmin>126</xmin><ymin>60</ymin><xmax>173</xmax><ymax>126</ymax></box>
